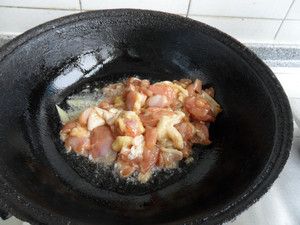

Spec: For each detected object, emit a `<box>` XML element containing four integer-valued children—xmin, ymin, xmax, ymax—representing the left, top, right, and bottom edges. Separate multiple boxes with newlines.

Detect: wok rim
<box><xmin>0</xmin><ymin>9</ymin><xmax>293</xmax><ymax>225</ymax></box>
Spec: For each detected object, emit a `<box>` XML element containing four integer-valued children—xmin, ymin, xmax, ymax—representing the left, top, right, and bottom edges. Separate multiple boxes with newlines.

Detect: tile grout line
<box><xmin>79</xmin><ymin>0</ymin><xmax>82</xmax><ymax>11</ymax></box>
<box><xmin>0</xmin><ymin>4</ymin><xmax>80</xmax><ymax>11</ymax></box>
<box><xmin>186</xmin><ymin>0</ymin><xmax>192</xmax><ymax>17</ymax></box>
<box><xmin>274</xmin><ymin>0</ymin><xmax>296</xmax><ymax>39</ymax></box>
<box><xmin>286</xmin><ymin>18</ymin><xmax>300</xmax><ymax>21</ymax></box>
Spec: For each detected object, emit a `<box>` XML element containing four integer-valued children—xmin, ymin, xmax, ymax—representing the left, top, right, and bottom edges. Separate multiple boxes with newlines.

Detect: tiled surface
<box><xmin>0</xmin><ymin>0</ymin><xmax>80</xmax><ymax>9</ymax></box>
<box><xmin>0</xmin><ymin>0</ymin><xmax>299</xmax><ymax>43</ymax></box>
<box><xmin>287</xmin><ymin>0</ymin><xmax>300</xmax><ymax>19</ymax></box>
<box><xmin>81</xmin><ymin>0</ymin><xmax>189</xmax><ymax>14</ymax></box>
<box><xmin>189</xmin><ymin>16</ymin><xmax>281</xmax><ymax>43</ymax></box>
<box><xmin>0</xmin><ymin>7</ymin><xmax>79</xmax><ymax>34</ymax></box>
<box><xmin>275</xmin><ymin>20</ymin><xmax>300</xmax><ymax>44</ymax></box>
<box><xmin>188</xmin><ymin>0</ymin><xmax>293</xmax><ymax>19</ymax></box>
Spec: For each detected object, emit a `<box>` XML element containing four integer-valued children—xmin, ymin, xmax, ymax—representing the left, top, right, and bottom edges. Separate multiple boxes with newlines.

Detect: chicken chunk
<box><xmin>156</xmin><ymin>111</ymin><xmax>185</xmax><ymax>149</ymax></box>
<box><xmin>126</xmin><ymin>90</ymin><xmax>147</xmax><ymax>112</ymax></box>
<box><xmin>158</xmin><ymin>147</ymin><xmax>183</xmax><ymax>168</ymax></box>
<box><xmin>63</xmin><ymin>123</ymin><xmax>90</xmax><ymax>155</ymax></box>
<box><xmin>112</xmin><ymin>136</ymin><xmax>133</xmax><ymax>152</ymax></box>
<box><xmin>115</xmin><ymin>111</ymin><xmax>145</xmax><ymax>137</ymax></box>
<box><xmin>90</xmin><ymin>125</ymin><xmax>116</xmax><ymax>164</ymax></box>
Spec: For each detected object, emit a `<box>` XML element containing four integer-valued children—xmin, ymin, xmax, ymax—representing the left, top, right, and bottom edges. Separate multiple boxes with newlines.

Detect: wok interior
<box><xmin>0</xmin><ymin>12</ymin><xmax>276</xmax><ymax>224</ymax></box>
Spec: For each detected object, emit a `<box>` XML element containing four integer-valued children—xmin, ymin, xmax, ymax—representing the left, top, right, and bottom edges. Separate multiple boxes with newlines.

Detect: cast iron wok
<box><xmin>0</xmin><ymin>9</ymin><xmax>293</xmax><ymax>225</ymax></box>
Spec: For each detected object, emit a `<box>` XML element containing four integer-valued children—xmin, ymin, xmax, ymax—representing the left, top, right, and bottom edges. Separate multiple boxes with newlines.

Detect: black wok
<box><xmin>0</xmin><ymin>9</ymin><xmax>293</xmax><ymax>225</ymax></box>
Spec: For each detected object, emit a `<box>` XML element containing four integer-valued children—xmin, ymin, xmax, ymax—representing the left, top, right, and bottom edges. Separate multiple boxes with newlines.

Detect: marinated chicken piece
<box><xmin>126</xmin><ymin>77</ymin><xmax>143</xmax><ymax>87</ymax></box>
<box><xmin>144</xmin><ymin>127</ymin><xmax>157</xmax><ymax>149</ymax></box>
<box><xmin>60</xmin><ymin>121</ymin><xmax>77</xmax><ymax>141</ymax></box>
<box><xmin>140</xmin><ymin>86</ymin><xmax>153</xmax><ymax>97</ymax></box>
<box><xmin>192</xmin><ymin>122</ymin><xmax>211</xmax><ymax>145</ymax></box>
<box><xmin>115</xmin><ymin>111</ymin><xmax>145</xmax><ymax>137</ymax></box>
<box><xmin>65</xmin><ymin>136</ymin><xmax>90</xmax><ymax>155</ymax></box>
<box><xmin>146</xmin><ymin>95</ymin><xmax>169</xmax><ymax>108</ymax></box>
<box><xmin>87</xmin><ymin>109</ymin><xmax>105</xmax><ymax>131</ymax></box>
<box><xmin>69</xmin><ymin>125</ymin><xmax>89</xmax><ymax>137</ymax></box>
<box><xmin>126</xmin><ymin>90</ymin><xmax>147</xmax><ymax>112</ymax></box>
<box><xmin>204</xmin><ymin>87</ymin><xmax>215</xmax><ymax>97</ymax></box>
<box><xmin>140</xmin><ymin>107</ymin><xmax>174</xmax><ymax>127</ymax></box>
<box><xmin>112</xmin><ymin>136</ymin><xmax>133</xmax><ymax>152</ymax></box>
<box><xmin>156</xmin><ymin>111</ymin><xmax>185</xmax><ymax>149</ymax></box>
<box><xmin>181</xmin><ymin>143</ymin><xmax>193</xmax><ymax>158</ymax></box>
<box><xmin>187</xmin><ymin>79</ymin><xmax>202</xmax><ymax>96</ymax></box>
<box><xmin>149</xmin><ymin>83</ymin><xmax>176</xmax><ymax>104</ymax></box>
<box><xmin>90</xmin><ymin>125</ymin><xmax>116</xmax><ymax>164</ymax></box>
<box><xmin>63</xmin><ymin>122</ymin><xmax>90</xmax><ymax>155</ymax></box>
<box><xmin>95</xmin><ymin>107</ymin><xmax>121</xmax><ymax>125</ymax></box>
<box><xmin>172</xmin><ymin>83</ymin><xmax>189</xmax><ymax>102</ymax></box>
<box><xmin>118</xmin><ymin>146</ymin><xmax>131</xmax><ymax>162</ymax></box>
<box><xmin>128</xmin><ymin>135</ymin><xmax>145</xmax><ymax>161</ymax></box>
<box><xmin>184</xmin><ymin>95</ymin><xmax>215</xmax><ymax>122</ymax></box>
<box><xmin>115</xmin><ymin>159</ymin><xmax>137</xmax><ymax>177</ymax></box>
<box><xmin>140</xmin><ymin>145</ymin><xmax>159</xmax><ymax>174</ymax></box>
<box><xmin>126</xmin><ymin>77</ymin><xmax>150</xmax><ymax>90</ymax></box>
<box><xmin>79</xmin><ymin>107</ymin><xmax>121</xmax><ymax>131</ymax></box>
<box><xmin>175</xmin><ymin>122</ymin><xmax>195</xmax><ymax>141</ymax></box>
<box><xmin>200</xmin><ymin>91</ymin><xmax>222</xmax><ymax>116</ymax></box>
<box><xmin>158</xmin><ymin>147</ymin><xmax>183</xmax><ymax>168</ymax></box>
<box><xmin>125</xmin><ymin>77</ymin><xmax>152</xmax><ymax>97</ymax></box>
<box><xmin>78</xmin><ymin>108</ymin><xmax>93</xmax><ymax>126</ymax></box>
<box><xmin>178</xmin><ymin>79</ymin><xmax>192</xmax><ymax>88</ymax></box>
<box><xmin>115</xmin><ymin>135</ymin><xmax>145</xmax><ymax>176</ymax></box>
